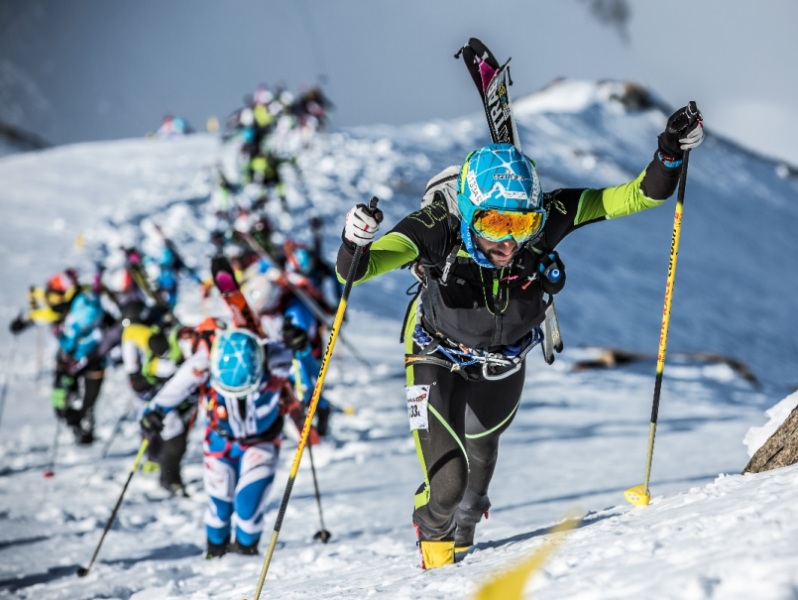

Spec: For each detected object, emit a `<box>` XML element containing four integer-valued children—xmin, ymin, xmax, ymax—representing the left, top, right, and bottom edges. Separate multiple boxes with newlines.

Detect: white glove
<box><xmin>343</xmin><ymin>204</ymin><xmax>382</xmax><ymax>247</ymax></box>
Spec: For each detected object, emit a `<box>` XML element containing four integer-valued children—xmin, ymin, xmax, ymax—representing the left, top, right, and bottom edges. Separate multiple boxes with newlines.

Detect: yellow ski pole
<box><xmin>247</xmin><ymin>197</ymin><xmax>380</xmax><ymax>600</ymax></box>
<box><xmin>625</xmin><ymin>138</ymin><xmax>695</xmax><ymax>507</ymax></box>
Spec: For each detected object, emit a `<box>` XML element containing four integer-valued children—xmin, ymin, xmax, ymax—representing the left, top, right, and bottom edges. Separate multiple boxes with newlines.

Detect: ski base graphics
<box><xmin>456</xmin><ymin>37</ymin><xmax>522</xmax><ymax>151</ymax></box>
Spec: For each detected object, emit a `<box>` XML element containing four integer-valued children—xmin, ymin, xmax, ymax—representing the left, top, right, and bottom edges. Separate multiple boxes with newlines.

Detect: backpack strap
<box><xmin>438</xmin><ymin>242</ymin><xmax>462</xmax><ymax>286</ymax></box>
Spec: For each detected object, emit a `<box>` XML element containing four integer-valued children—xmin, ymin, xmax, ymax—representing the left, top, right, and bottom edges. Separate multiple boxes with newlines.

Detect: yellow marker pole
<box><xmin>626</xmin><ymin>146</ymin><xmax>693</xmax><ymax>507</ymax></box>
<box><xmin>247</xmin><ymin>198</ymin><xmax>380</xmax><ymax>600</ymax></box>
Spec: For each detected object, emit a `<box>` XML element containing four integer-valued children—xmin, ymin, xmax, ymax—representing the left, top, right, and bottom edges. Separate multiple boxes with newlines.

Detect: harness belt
<box><xmin>406</xmin><ymin>320</ymin><xmax>543</xmax><ymax>381</ymax></box>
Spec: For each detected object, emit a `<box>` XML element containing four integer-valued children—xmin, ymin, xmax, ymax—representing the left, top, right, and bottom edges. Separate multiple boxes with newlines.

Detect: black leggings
<box><xmin>54</xmin><ymin>355</ymin><xmax>105</xmax><ymax>423</ymax></box>
<box><xmin>407</xmin><ymin>350</ymin><xmax>525</xmax><ymax>540</ymax></box>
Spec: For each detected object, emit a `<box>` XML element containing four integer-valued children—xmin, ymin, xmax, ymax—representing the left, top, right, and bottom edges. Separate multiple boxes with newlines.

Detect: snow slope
<box><xmin>0</xmin><ymin>79</ymin><xmax>797</xmax><ymax>599</ymax></box>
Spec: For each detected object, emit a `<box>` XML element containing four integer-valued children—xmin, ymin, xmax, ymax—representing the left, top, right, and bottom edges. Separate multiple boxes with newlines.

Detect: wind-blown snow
<box><xmin>1</xmin><ymin>79</ymin><xmax>797</xmax><ymax>599</ymax></box>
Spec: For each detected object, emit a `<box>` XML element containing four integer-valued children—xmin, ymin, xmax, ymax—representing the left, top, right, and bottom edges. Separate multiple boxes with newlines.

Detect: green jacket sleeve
<box><xmin>336</xmin><ymin>232</ymin><xmax>419</xmax><ymax>285</ymax></box>
<box><xmin>574</xmin><ymin>168</ymin><xmax>665</xmax><ymax>225</ymax></box>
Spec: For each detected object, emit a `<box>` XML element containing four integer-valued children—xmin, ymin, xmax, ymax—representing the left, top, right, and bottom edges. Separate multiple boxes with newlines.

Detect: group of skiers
<box><xmin>7</xmin><ymin>45</ymin><xmax>708</xmax><ymax>568</ymax></box>
<box><xmin>9</xmin><ymin>186</ymin><xmax>343</xmax><ymax>559</ymax></box>
<box><xmin>224</xmin><ymin>82</ymin><xmax>333</xmax><ymax>157</ymax></box>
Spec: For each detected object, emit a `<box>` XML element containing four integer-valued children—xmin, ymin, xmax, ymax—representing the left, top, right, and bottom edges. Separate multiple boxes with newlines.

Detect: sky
<box><xmin>1</xmin><ymin>75</ymin><xmax>798</xmax><ymax>598</ymax></box>
<box><xmin>2</xmin><ymin>0</ymin><xmax>798</xmax><ymax>165</ymax></box>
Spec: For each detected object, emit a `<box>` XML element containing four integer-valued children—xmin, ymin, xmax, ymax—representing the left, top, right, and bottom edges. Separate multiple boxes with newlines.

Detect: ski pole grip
<box><xmin>365</xmin><ymin>196</ymin><xmax>382</xmax><ymax>224</ymax></box>
<box><xmin>685</xmin><ymin>101</ymin><xmax>701</xmax><ymax>127</ymax></box>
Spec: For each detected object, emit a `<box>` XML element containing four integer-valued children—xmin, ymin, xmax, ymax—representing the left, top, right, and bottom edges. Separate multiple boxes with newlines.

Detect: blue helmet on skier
<box><xmin>456</xmin><ymin>143</ymin><xmax>545</xmax><ymax>247</ymax></box>
<box><xmin>210</xmin><ymin>329</ymin><xmax>265</xmax><ymax>397</ymax></box>
<box><xmin>288</xmin><ymin>246</ymin><xmax>314</xmax><ymax>275</ymax></box>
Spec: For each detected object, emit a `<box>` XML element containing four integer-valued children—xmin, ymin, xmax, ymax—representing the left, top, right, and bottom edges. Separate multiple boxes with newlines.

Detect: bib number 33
<box><xmin>406</xmin><ymin>385</ymin><xmax>430</xmax><ymax>431</ymax></box>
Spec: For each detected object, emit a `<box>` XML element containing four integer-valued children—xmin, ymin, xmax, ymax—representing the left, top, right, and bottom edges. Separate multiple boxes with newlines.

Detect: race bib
<box><xmin>406</xmin><ymin>385</ymin><xmax>430</xmax><ymax>431</ymax></box>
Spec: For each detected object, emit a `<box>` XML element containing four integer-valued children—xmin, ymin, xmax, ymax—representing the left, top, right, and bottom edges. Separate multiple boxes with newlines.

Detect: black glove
<box><xmin>140</xmin><ymin>407</ymin><xmax>165</xmax><ymax>439</ymax></box>
<box><xmin>130</xmin><ymin>372</ymin><xmax>154</xmax><ymax>394</ymax></box>
<box><xmin>67</xmin><ymin>356</ymin><xmax>88</xmax><ymax>376</ymax></box>
<box><xmin>9</xmin><ymin>315</ymin><xmax>31</xmax><ymax>335</ymax></box>
<box><xmin>282</xmin><ymin>320</ymin><xmax>309</xmax><ymax>352</ymax></box>
<box><xmin>658</xmin><ymin>102</ymin><xmax>704</xmax><ymax>163</ymax></box>
<box><xmin>538</xmin><ymin>251</ymin><xmax>566</xmax><ymax>295</ymax></box>
<box><xmin>148</xmin><ymin>330</ymin><xmax>170</xmax><ymax>356</ymax></box>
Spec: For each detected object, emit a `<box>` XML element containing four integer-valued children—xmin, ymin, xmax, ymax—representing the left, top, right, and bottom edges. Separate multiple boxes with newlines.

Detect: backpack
<box><xmin>421</xmin><ymin>165</ymin><xmax>461</xmax><ymax>216</ymax></box>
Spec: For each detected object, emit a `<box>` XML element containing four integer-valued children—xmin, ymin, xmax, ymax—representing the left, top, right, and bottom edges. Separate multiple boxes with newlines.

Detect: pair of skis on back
<box><xmin>456</xmin><ymin>37</ymin><xmax>564</xmax><ymax>365</ymax></box>
<box><xmin>211</xmin><ymin>255</ymin><xmax>320</xmax><ymax>445</ymax></box>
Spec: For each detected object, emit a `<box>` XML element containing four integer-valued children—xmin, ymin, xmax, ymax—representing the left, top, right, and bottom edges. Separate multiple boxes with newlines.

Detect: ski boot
<box><xmin>69</xmin><ymin>411</ymin><xmax>95</xmax><ymax>445</ymax></box>
<box><xmin>206</xmin><ymin>537</ymin><xmax>230</xmax><ymax>559</ymax></box>
<box><xmin>412</xmin><ymin>482</ymin><xmax>456</xmax><ymax>569</ymax></box>
<box><xmin>229</xmin><ymin>540</ymin><xmax>259</xmax><ymax>555</ymax></box>
<box><xmin>413</xmin><ymin>523</ymin><xmax>455</xmax><ymax>570</ymax></box>
<box><xmin>454</xmin><ymin>489</ymin><xmax>490</xmax><ymax>554</ymax></box>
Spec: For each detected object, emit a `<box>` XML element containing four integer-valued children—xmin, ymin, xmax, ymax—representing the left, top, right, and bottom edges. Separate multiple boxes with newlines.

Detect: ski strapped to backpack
<box><xmin>123</xmin><ymin>247</ymin><xmax>179</xmax><ymax>324</ymax></box>
<box><xmin>459</xmin><ymin>37</ymin><xmax>564</xmax><ymax>362</ymax></box>
<box><xmin>455</xmin><ymin>37</ymin><xmax>522</xmax><ymax>151</ymax></box>
<box><xmin>210</xmin><ymin>255</ymin><xmax>319</xmax><ymax>446</ymax></box>
<box><xmin>211</xmin><ymin>255</ymin><xmax>265</xmax><ymax>337</ymax></box>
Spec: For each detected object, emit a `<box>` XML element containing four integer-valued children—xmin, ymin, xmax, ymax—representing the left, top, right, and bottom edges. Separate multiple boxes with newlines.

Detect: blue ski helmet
<box><xmin>210</xmin><ymin>329</ymin><xmax>265</xmax><ymax>397</ymax></box>
<box><xmin>456</xmin><ymin>143</ymin><xmax>545</xmax><ymax>248</ymax></box>
<box><xmin>289</xmin><ymin>247</ymin><xmax>313</xmax><ymax>275</ymax></box>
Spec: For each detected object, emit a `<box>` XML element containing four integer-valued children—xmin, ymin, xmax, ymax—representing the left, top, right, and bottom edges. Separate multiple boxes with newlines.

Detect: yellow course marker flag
<box><xmin>473</xmin><ymin>514</ymin><xmax>578</xmax><ymax>600</ymax></box>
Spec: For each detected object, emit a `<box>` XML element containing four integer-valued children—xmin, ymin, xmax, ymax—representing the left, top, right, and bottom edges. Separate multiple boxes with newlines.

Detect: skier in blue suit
<box><xmin>203</xmin><ymin>328</ymin><xmax>293</xmax><ymax>556</ymax></box>
<box><xmin>141</xmin><ymin>323</ymin><xmax>294</xmax><ymax>557</ymax></box>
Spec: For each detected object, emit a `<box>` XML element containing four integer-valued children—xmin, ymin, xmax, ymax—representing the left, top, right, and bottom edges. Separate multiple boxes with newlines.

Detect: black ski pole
<box><xmin>77</xmin><ymin>438</ymin><xmax>149</xmax><ymax>577</ymax></box>
<box><xmin>307</xmin><ymin>443</ymin><xmax>331</xmax><ymax>543</ymax></box>
<box><xmin>284</xmin><ymin>378</ymin><xmax>331</xmax><ymax>543</ymax></box>
<box><xmin>100</xmin><ymin>398</ymin><xmax>134</xmax><ymax>460</ymax></box>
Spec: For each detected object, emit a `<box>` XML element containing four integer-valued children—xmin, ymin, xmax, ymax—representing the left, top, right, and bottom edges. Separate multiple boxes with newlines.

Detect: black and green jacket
<box><xmin>336</xmin><ymin>156</ymin><xmax>681</xmax><ymax>351</ymax></box>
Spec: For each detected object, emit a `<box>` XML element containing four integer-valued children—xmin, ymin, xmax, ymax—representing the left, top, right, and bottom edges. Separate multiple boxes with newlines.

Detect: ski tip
<box><xmin>43</xmin><ymin>470</ymin><xmax>55</xmax><ymax>479</ymax></box>
<box><xmin>214</xmin><ymin>271</ymin><xmax>237</xmax><ymax>292</ymax></box>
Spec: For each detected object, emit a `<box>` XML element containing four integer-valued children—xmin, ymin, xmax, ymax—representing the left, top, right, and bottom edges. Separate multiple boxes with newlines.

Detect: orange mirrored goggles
<box><xmin>471</xmin><ymin>209</ymin><xmax>545</xmax><ymax>243</ymax></box>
